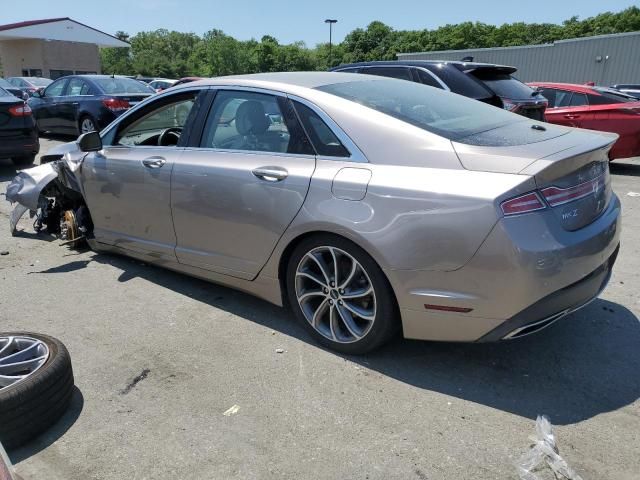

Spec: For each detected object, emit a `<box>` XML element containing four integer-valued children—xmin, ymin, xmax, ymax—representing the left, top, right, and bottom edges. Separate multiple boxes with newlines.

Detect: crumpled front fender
<box><xmin>5</xmin><ymin>140</ymin><xmax>88</xmax><ymax>234</ymax></box>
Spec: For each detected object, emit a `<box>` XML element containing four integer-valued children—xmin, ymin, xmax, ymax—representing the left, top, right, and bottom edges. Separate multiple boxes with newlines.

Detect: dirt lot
<box><xmin>1</xmin><ymin>137</ymin><xmax>639</xmax><ymax>480</ymax></box>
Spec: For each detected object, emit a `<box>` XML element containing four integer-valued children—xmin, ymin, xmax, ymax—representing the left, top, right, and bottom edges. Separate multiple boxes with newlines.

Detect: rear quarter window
<box><xmin>423</xmin><ymin>64</ymin><xmax>492</xmax><ymax>99</ymax></box>
<box><xmin>471</xmin><ymin>71</ymin><xmax>534</xmax><ymax>99</ymax></box>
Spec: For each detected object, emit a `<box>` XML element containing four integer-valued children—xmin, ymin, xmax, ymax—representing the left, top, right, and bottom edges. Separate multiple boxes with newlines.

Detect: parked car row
<box><xmin>332</xmin><ymin>60</ymin><xmax>640</xmax><ymax>161</ymax></box>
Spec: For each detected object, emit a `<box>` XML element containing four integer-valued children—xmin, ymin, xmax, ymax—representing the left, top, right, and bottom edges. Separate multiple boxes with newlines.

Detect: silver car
<box><xmin>6</xmin><ymin>72</ymin><xmax>621</xmax><ymax>354</ymax></box>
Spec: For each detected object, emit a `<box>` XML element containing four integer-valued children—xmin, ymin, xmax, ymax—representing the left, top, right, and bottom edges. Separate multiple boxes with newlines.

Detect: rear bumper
<box><xmin>478</xmin><ymin>244</ymin><xmax>618</xmax><ymax>341</ymax></box>
<box><xmin>389</xmin><ymin>193</ymin><xmax>621</xmax><ymax>342</ymax></box>
<box><xmin>0</xmin><ymin>129</ymin><xmax>39</xmax><ymax>159</ymax></box>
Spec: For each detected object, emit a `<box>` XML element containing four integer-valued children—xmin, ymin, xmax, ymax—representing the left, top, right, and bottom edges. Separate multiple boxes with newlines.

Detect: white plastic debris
<box><xmin>515</xmin><ymin>415</ymin><xmax>583</xmax><ymax>480</ymax></box>
<box><xmin>223</xmin><ymin>404</ymin><xmax>240</xmax><ymax>416</ymax></box>
<box><xmin>627</xmin><ymin>191</ymin><xmax>640</xmax><ymax>197</ymax></box>
<box><xmin>275</xmin><ymin>348</ymin><xmax>285</xmax><ymax>354</ymax></box>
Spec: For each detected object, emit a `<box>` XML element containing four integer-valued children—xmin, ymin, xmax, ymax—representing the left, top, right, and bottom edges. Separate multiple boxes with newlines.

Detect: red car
<box><xmin>529</xmin><ymin>82</ymin><xmax>640</xmax><ymax>160</ymax></box>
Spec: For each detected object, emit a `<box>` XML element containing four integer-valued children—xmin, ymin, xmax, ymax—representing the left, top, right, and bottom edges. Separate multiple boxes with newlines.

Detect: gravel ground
<box><xmin>1</xmin><ymin>137</ymin><xmax>639</xmax><ymax>480</ymax></box>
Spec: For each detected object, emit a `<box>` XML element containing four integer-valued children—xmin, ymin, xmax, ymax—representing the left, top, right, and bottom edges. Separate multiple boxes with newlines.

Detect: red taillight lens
<box><xmin>501</xmin><ymin>192</ymin><xmax>546</xmax><ymax>216</ymax></box>
<box><xmin>102</xmin><ymin>98</ymin><xmax>130</xmax><ymax>112</ymax></box>
<box><xmin>541</xmin><ymin>174</ymin><xmax>606</xmax><ymax>207</ymax></box>
<box><xmin>8</xmin><ymin>103</ymin><xmax>32</xmax><ymax>116</ymax></box>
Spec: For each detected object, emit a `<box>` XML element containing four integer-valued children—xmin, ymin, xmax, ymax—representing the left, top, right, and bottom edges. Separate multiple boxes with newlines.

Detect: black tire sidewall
<box><xmin>286</xmin><ymin>234</ymin><xmax>399</xmax><ymax>355</ymax></box>
<box><xmin>0</xmin><ymin>332</ymin><xmax>74</xmax><ymax>449</ymax></box>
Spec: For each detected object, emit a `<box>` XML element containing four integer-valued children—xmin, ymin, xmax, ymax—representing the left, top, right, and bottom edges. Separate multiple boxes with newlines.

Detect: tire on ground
<box><xmin>0</xmin><ymin>332</ymin><xmax>74</xmax><ymax>449</ymax></box>
<box><xmin>286</xmin><ymin>233</ymin><xmax>400</xmax><ymax>355</ymax></box>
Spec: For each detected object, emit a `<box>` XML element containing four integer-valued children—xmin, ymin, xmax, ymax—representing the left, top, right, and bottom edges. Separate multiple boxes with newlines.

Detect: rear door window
<box><xmin>200</xmin><ymin>90</ymin><xmax>313</xmax><ymax>155</ymax></box>
<box><xmin>363</xmin><ymin>67</ymin><xmax>413</xmax><ymax>82</ymax></box>
<box><xmin>569</xmin><ymin>93</ymin><xmax>588</xmax><ymax>107</ymax></box>
<box><xmin>45</xmin><ymin>78</ymin><xmax>68</xmax><ymax>97</ymax></box>
<box><xmin>67</xmin><ymin>78</ymin><xmax>91</xmax><ymax>96</ymax></box>
<box><xmin>416</xmin><ymin>69</ymin><xmax>444</xmax><ymax>89</ymax></box>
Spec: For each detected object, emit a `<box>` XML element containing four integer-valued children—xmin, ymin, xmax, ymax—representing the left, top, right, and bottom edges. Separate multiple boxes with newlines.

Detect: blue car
<box><xmin>28</xmin><ymin>75</ymin><xmax>154</xmax><ymax>136</ymax></box>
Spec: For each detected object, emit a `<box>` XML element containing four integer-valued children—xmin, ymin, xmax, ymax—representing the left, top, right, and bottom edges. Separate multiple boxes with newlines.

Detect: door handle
<box><xmin>142</xmin><ymin>157</ymin><xmax>166</xmax><ymax>168</ymax></box>
<box><xmin>564</xmin><ymin>114</ymin><xmax>580</xmax><ymax>119</ymax></box>
<box><xmin>252</xmin><ymin>167</ymin><xmax>288</xmax><ymax>182</ymax></box>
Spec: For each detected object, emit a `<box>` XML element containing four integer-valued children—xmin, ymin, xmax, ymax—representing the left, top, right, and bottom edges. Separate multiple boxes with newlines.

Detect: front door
<box><xmin>171</xmin><ymin>89</ymin><xmax>317</xmax><ymax>280</ymax></box>
<box><xmin>34</xmin><ymin>77</ymin><xmax>68</xmax><ymax>132</ymax></box>
<box><xmin>81</xmin><ymin>90</ymin><xmax>202</xmax><ymax>260</ymax></box>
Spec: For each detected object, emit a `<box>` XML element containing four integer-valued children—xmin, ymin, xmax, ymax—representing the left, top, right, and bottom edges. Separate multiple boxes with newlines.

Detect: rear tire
<box><xmin>0</xmin><ymin>332</ymin><xmax>74</xmax><ymax>449</ymax></box>
<box><xmin>286</xmin><ymin>234</ymin><xmax>399</xmax><ymax>354</ymax></box>
<box><xmin>11</xmin><ymin>154</ymin><xmax>36</xmax><ymax>167</ymax></box>
<box><xmin>79</xmin><ymin>115</ymin><xmax>97</xmax><ymax>135</ymax></box>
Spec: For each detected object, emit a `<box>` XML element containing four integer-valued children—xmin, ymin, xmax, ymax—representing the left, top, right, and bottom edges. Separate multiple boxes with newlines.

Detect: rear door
<box><xmin>60</xmin><ymin>77</ymin><xmax>92</xmax><ymax>133</ymax></box>
<box><xmin>540</xmin><ymin>88</ymin><xmax>589</xmax><ymax>128</ymax></box>
<box><xmin>81</xmin><ymin>89</ymin><xmax>203</xmax><ymax>260</ymax></box>
<box><xmin>171</xmin><ymin>88</ymin><xmax>316</xmax><ymax>279</ymax></box>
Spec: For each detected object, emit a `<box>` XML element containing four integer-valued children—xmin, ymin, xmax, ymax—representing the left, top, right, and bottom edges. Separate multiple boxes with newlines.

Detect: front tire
<box><xmin>286</xmin><ymin>234</ymin><xmax>399</xmax><ymax>354</ymax></box>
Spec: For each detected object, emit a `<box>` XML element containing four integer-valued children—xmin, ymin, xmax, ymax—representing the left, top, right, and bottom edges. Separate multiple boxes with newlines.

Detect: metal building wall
<box><xmin>397</xmin><ymin>32</ymin><xmax>640</xmax><ymax>84</ymax></box>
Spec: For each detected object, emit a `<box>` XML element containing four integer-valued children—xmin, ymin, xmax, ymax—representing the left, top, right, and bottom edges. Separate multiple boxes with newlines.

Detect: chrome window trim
<box><xmin>414</xmin><ymin>67</ymin><xmax>450</xmax><ymax>91</ymax></box>
<box><xmin>286</xmin><ymin>93</ymin><xmax>368</xmax><ymax>163</ymax></box>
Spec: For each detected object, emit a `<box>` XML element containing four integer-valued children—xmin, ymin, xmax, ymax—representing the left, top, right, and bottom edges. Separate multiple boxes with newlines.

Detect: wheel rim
<box><xmin>0</xmin><ymin>336</ymin><xmax>49</xmax><ymax>389</ymax></box>
<box><xmin>81</xmin><ymin>118</ymin><xmax>95</xmax><ymax>133</ymax></box>
<box><xmin>295</xmin><ymin>246</ymin><xmax>376</xmax><ymax>343</ymax></box>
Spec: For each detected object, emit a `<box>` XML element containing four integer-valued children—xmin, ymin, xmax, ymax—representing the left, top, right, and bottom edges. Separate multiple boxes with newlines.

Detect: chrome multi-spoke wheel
<box><xmin>0</xmin><ymin>335</ymin><xmax>50</xmax><ymax>389</ymax></box>
<box><xmin>80</xmin><ymin>117</ymin><xmax>96</xmax><ymax>134</ymax></box>
<box><xmin>295</xmin><ymin>246</ymin><xmax>377</xmax><ymax>343</ymax></box>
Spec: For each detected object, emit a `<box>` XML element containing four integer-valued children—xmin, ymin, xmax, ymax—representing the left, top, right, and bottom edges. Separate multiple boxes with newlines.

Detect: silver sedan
<box><xmin>7</xmin><ymin>72</ymin><xmax>621</xmax><ymax>353</ymax></box>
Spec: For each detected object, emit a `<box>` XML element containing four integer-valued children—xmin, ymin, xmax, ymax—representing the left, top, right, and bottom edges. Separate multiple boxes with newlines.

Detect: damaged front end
<box><xmin>6</xmin><ymin>140</ymin><xmax>94</xmax><ymax>247</ymax></box>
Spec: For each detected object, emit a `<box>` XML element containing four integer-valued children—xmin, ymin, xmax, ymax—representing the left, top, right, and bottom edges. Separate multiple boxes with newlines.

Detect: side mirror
<box><xmin>78</xmin><ymin>131</ymin><xmax>102</xmax><ymax>152</ymax></box>
<box><xmin>31</xmin><ymin>89</ymin><xmax>43</xmax><ymax>98</ymax></box>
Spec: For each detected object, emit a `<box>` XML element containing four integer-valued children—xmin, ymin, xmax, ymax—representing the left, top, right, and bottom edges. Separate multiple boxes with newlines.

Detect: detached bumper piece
<box><xmin>479</xmin><ymin>244</ymin><xmax>619</xmax><ymax>342</ymax></box>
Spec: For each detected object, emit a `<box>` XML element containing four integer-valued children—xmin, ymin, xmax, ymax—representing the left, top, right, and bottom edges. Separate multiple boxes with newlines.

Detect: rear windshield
<box><xmin>28</xmin><ymin>77</ymin><xmax>52</xmax><ymax>87</ymax></box>
<box><xmin>316</xmin><ymin>78</ymin><xmax>527</xmax><ymax>141</ymax></box>
<box><xmin>591</xmin><ymin>88</ymin><xmax>636</xmax><ymax>104</ymax></box>
<box><xmin>0</xmin><ymin>79</ymin><xmax>12</xmax><ymax>89</ymax></box>
<box><xmin>93</xmin><ymin>77</ymin><xmax>154</xmax><ymax>94</ymax></box>
<box><xmin>0</xmin><ymin>86</ymin><xmax>9</xmax><ymax>96</ymax></box>
<box><xmin>471</xmin><ymin>71</ymin><xmax>535</xmax><ymax>99</ymax></box>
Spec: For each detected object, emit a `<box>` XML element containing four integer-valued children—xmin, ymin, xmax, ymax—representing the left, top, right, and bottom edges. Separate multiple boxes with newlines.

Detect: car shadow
<box><xmin>8</xmin><ymin>386</ymin><xmax>84</xmax><ymax>463</ymax></box>
<box><xmin>610</xmin><ymin>161</ymin><xmax>640</xmax><ymax>177</ymax></box>
<box><xmin>32</xmin><ymin>252</ymin><xmax>640</xmax><ymax>426</ymax></box>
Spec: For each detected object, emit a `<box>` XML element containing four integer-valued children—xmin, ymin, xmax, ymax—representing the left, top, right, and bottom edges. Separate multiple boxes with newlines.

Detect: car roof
<box><xmin>332</xmin><ymin>60</ymin><xmax>517</xmax><ymax>73</ymax></box>
<box><xmin>528</xmin><ymin>82</ymin><xmax>600</xmax><ymax>94</ymax></box>
<box><xmin>184</xmin><ymin>72</ymin><xmax>370</xmax><ymax>91</ymax></box>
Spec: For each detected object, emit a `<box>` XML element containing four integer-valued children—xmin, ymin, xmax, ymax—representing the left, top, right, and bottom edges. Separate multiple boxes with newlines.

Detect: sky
<box><xmin>3</xmin><ymin>0</ymin><xmax>636</xmax><ymax>46</ymax></box>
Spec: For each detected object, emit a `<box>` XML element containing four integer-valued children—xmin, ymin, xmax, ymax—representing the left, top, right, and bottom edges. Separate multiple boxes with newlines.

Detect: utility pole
<box><xmin>325</xmin><ymin>19</ymin><xmax>338</xmax><ymax>67</ymax></box>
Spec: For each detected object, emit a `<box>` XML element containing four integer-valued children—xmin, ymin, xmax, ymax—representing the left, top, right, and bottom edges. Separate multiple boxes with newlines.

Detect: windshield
<box><xmin>93</xmin><ymin>77</ymin><xmax>154</xmax><ymax>95</ymax></box>
<box><xmin>316</xmin><ymin>78</ymin><xmax>526</xmax><ymax>141</ymax></box>
<box><xmin>471</xmin><ymin>71</ymin><xmax>535</xmax><ymax>99</ymax></box>
<box><xmin>27</xmin><ymin>77</ymin><xmax>52</xmax><ymax>87</ymax></box>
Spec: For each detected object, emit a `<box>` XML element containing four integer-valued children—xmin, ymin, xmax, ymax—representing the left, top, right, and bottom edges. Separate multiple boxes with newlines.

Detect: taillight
<box><xmin>102</xmin><ymin>98</ymin><xmax>130</xmax><ymax>112</ymax></box>
<box><xmin>501</xmin><ymin>99</ymin><xmax>519</xmax><ymax>112</ymax></box>
<box><xmin>8</xmin><ymin>103</ymin><xmax>32</xmax><ymax>116</ymax></box>
<box><xmin>501</xmin><ymin>192</ymin><xmax>546</xmax><ymax>216</ymax></box>
<box><xmin>541</xmin><ymin>174</ymin><xmax>606</xmax><ymax>207</ymax></box>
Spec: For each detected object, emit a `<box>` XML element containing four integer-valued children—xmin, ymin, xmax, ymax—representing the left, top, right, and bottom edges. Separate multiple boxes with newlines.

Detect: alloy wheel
<box><xmin>0</xmin><ymin>336</ymin><xmax>50</xmax><ymax>389</ymax></box>
<box><xmin>81</xmin><ymin>118</ymin><xmax>95</xmax><ymax>134</ymax></box>
<box><xmin>295</xmin><ymin>246</ymin><xmax>376</xmax><ymax>343</ymax></box>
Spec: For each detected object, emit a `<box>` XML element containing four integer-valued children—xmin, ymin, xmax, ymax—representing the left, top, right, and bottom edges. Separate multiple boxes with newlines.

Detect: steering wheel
<box><xmin>157</xmin><ymin>127</ymin><xmax>182</xmax><ymax>146</ymax></box>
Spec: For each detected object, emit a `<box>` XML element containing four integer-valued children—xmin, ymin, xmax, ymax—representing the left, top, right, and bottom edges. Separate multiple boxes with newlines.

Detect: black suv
<box><xmin>331</xmin><ymin>60</ymin><xmax>548</xmax><ymax>121</ymax></box>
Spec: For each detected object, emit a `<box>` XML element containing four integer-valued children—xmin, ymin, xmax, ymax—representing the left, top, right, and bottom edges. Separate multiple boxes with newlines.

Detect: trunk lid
<box><xmin>453</xmin><ymin>126</ymin><xmax>617</xmax><ymax>231</ymax></box>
